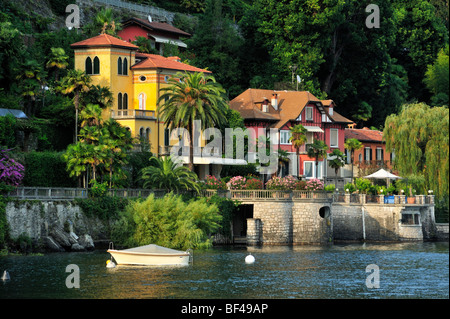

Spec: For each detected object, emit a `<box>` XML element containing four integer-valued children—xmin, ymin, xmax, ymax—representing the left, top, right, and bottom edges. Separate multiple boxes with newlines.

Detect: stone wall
<box><xmin>5</xmin><ymin>201</ymin><xmax>109</xmax><ymax>251</ymax></box>
<box><xmin>245</xmin><ymin>200</ymin><xmax>333</xmax><ymax>245</ymax></box>
<box><xmin>333</xmin><ymin>203</ymin><xmax>436</xmax><ymax>242</ymax></box>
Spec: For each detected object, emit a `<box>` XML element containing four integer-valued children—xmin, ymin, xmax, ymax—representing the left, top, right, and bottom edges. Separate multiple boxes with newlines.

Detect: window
<box><xmin>164</xmin><ymin>128</ymin><xmax>170</xmax><ymax>146</ymax></box>
<box><xmin>123</xmin><ymin>58</ymin><xmax>128</xmax><ymax>75</ymax></box>
<box><xmin>358</xmin><ymin>153</ymin><xmax>362</xmax><ymax>163</ymax></box>
<box><xmin>401</xmin><ymin>213</ymin><xmax>420</xmax><ymax>225</ymax></box>
<box><xmin>364</xmin><ymin>147</ymin><xmax>372</xmax><ymax>162</ymax></box>
<box><xmin>330</xmin><ymin>129</ymin><xmax>338</xmax><ymax>148</ymax></box>
<box><xmin>85</xmin><ymin>57</ymin><xmax>92</xmax><ymax>74</ymax></box>
<box><xmin>376</xmin><ymin>147</ymin><xmax>384</xmax><ymax>161</ymax></box>
<box><xmin>138</xmin><ymin>93</ymin><xmax>145</xmax><ymax>110</ymax></box>
<box><xmin>146</xmin><ymin>128</ymin><xmax>150</xmax><ymax>141</ymax></box>
<box><xmin>123</xmin><ymin>93</ymin><xmax>128</xmax><ymax>109</ymax></box>
<box><xmin>303</xmin><ymin>161</ymin><xmax>323</xmax><ymax>179</ymax></box>
<box><xmin>305</xmin><ymin>107</ymin><xmax>313</xmax><ymax>121</ymax></box>
<box><xmin>139</xmin><ymin>127</ymin><xmax>144</xmax><ymax>138</ymax></box>
<box><xmin>118</xmin><ymin>93</ymin><xmax>122</xmax><ymax>109</ymax></box>
<box><xmin>118</xmin><ymin>57</ymin><xmax>122</xmax><ymax>75</ymax></box>
<box><xmin>306</xmin><ymin>132</ymin><xmax>314</xmax><ymax>144</ymax></box>
<box><xmin>280</xmin><ymin>130</ymin><xmax>291</xmax><ymax>144</ymax></box>
<box><xmin>93</xmin><ymin>56</ymin><xmax>100</xmax><ymax>74</ymax></box>
<box><xmin>139</xmin><ymin>75</ymin><xmax>146</xmax><ymax>82</ymax></box>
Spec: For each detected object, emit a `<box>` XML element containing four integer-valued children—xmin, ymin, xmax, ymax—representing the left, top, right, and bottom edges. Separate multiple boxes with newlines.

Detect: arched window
<box><xmin>118</xmin><ymin>93</ymin><xmax>123</xmax><ymax>109</ymax></box>
<box><xmin>93</xmin><ymin>56</ymin><xmax>100</xmax><ymax>74</ymax></box>
<box><xmin>145</xmin><ymin>128</ymin><xmax>150</xmax><ymax>140</ymax></box>
<box><xmin>85</xmin><ymin>57</ymin><xmax>92</xmax><ymax>74</ymax></box>
<box><xmin>117</xmin><ymin>57</ymin><xmax>123</xmax><ymax>75</ymax></box>
<box><xmin>123</xmin><ymin>58</ymin><xmax>128</xmax><ymax>75</ymax></box>
<box><xmin>139</xmin><ymin>127</ymin><xmax>144</xmax><ymax>138</ymax></box>
<box><xmin>123</xmin><ymin>93</ymin><xmax>128</xmax><ymax>109</ymax></box>
<box><xmin>138</xmin><ymin>93</ymin><xmax>145</xmax><ymax>110</ymax></box>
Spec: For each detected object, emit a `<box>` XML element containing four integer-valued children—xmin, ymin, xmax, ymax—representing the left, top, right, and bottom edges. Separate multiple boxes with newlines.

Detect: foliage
<box><xmin>384</xmin><ymin>102</ymin><xmax>449</xmax><ymax>202</ymax></box>
<box><xmin>354</xmin><ymin>178</ymin><xmax>372</xmax><ymax>194</ymax></box>
<box><xmin>307</xmin><ymin>140</ymin><xmax>328</xmax><ymax>178</ymax></box>
<box><xmin>396</xmin><ymin>174</ymin><xmax>427</xmax><ymax>196</ymax></box>
<box><xmin>0</xmin><ymin>195</ymin><xmax>9</xmax><ymax>249</ymax></box>
<box><xmin>265</xmin><ymin>175</ymin><xmax>297</xmax><ymax>190</ymax></box>
<box><xmin>140</xmin><ymin>156</ymin><xmax>200</xmax><ymax>193</ymax></box>
<box><xmin>245</xmin><ymin>177</ymin><xmax>263</xmax><ymax>190</ymax></box>
<box><xmin>295</xmin><ymin>180</ymin><xmax>307</xmax><ymax>190</ymax></box>
<box><xmin>0</xmin><ymin>149</ymin><xmax>24</xmax><ymax>186</ymax></box>
<box><xmin>111</xmin><ymin>193</ymin><xmax>222</xmax><ymax>250</ymax></box>
<box><xmin>0</xmin><ymin>114</ymin><xmax>16</xmax><ymax>148</ymax></box>
<box><xmin>89</xmin><ymin>180</ymin><xmax>108</xmax><ymax>198</ymax></box>
<box><xmin>324</xmin><ymin>184</ymin><xmax>336</xmax><ymax>192</ymax></box>
<box><xmin>226</xmin><ymin>176</ymin><xmax>247</xmax><ymax>190</ymax></box>
<box><xmin>158</xmin><ymin>71</ymin><xmax>229</xmax><ymax>171</ymax></box>
<box><xmin>206</xmin><ymin>194</ymin><xmax>239</xmax><ymax>239</ymax></box>
<box><xmin>203</xmin><ymin>175</ymin><xmax>226</xmax><ymax>190</ymax></box>
<box><xmin>305</xmin><ymin>179</ymin><xmax>324</xmax><ymax>191</ymax></box>
<box><xmin>22</xmin><ymin>151</ymin><xmax>75</xmax><ymax>187</ymax></box>
<box><xmin>424</xmin><ymin>46</ymin><xmax>449</xmax><ymax>106</ymax></box>
<box><xmin>221</xmin><ymin>163</ymin><xmax>257</xmax><ymax>177</ymax></box>
<box><xmin>76</xmin><ymin>196</ymin><xmax>129</xmax><ymax>222</ymax></box>
<box><xmin>344</xmin><ymin>182</ymin><xmax>356</xmax><ymax>193</ymax></box>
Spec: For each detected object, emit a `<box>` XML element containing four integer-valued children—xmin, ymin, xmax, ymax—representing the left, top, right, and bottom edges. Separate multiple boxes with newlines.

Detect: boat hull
<box><xmin>107</xmin><ymin>249</ymin><xmax>190</xmax><ymax>266</ymax></box>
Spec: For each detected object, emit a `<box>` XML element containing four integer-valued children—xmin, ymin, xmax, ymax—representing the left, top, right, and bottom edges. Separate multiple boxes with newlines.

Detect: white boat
<box><xmin>107</xmin><ymin>244</ymin><xmax>192</xmax><ymax>266</ymax></box>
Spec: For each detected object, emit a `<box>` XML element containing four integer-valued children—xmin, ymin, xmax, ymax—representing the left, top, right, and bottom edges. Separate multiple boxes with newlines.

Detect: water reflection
<box><xmin>0</xmin><ymin>242</ymin><xmax>448</xmax><ymax>299</ymax></box>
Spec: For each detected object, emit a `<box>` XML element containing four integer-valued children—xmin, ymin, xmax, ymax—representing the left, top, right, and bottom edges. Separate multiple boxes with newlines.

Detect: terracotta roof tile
<box><xmin>132</xmin><ymin>52</ymin><xmax>211</xmax><ymax>73</ymax></box>
<box><xmin>71</xmin><ymin>34</ymin><xmax>139</xmax><ymax>50</ymax></box>
<box><xmin>345</xmin><ymin>128</ymin><xmax>384</xmax><ymax>142</ymax></box>
<box><xmin>123</xmin><ymin>18</ymin><xmax>191</xmax><ymax>37</ymax></box>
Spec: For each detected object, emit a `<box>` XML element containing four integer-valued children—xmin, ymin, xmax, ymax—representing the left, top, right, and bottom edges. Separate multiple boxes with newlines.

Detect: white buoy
<box><xmin>1</xmin><ymin>270</ymin><xmax>10</xmax><ymax>281</ymax></box>
<box><xmin>245</xmin><ymin>254</ymin><xmax>255</xmax><ymax>264</ymax></box>
<box><xmin>106</xmin><ymin>259</ymin><xmax>116</xmax><ymax>268</ymax></box>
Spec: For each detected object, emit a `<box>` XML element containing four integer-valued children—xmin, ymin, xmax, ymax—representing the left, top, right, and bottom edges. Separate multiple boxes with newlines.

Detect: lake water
<box><xmin>0</xmin><ymin>242</ymin><xmax>448</xmax><ymax>299</ymax></box>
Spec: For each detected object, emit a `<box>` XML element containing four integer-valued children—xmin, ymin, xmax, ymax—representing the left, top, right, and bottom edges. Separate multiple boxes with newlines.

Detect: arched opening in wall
<box><xmin>233</xmin><ymin>204</ymin><xmax>253</xmax><ymax>244</ymax></box>
<box><xmin>319</xmin><ymin>206</ymin><xmax>330</xmax><ymax>219</ymax></box>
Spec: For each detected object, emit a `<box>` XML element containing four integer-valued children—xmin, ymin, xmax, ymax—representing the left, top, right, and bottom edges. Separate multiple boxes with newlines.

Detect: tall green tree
<box><xmin>424</xmin><ymin>46</ymin><xmax>449</xmax><ymax>106</ymax></box>
<box><xmin>58</xmin><ymin>69</ymin><xmax>92</xmax><ymax>142</ymax></box>
<box><xmin>46</xmin><ymin>47</ymin><xmax>69</xmax><ymax>82</ymax></box>
<box><xmin>384</xmin><ymin>102</ymin><xmax>449</xmax><ymax>201</ymax></box>
<box><xmin>328</xmin><ymin>149</ymin><xmax>346</xmax><ymax>186</ymax></box>
<box><xmin>307</xmin><ymin>140</ymin><xmax>329</xmax><ymax>179</ymax></box>
<box><xmin>344</xmin><ymin>137</ymin><xmax>363</xmax><ymax>183</ymax></box>
<box><xmin>158</xmin><ymin>71</ymin><xmax>228</xmax><ymax>171</ymax></box>
<box><xmin>289</xmin><ymin>124</ymin><xmax>307</xmax><ymax>178</ymax></box>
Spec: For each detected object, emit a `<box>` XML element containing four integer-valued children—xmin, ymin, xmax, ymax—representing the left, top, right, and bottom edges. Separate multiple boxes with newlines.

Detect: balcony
<box><xmin>111</xmin><ymin>109</ymin><xmax>156</xmax><ymax>120</ymax></box>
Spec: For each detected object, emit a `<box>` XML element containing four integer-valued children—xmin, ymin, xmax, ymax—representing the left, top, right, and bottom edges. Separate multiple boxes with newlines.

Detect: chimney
<box><xmin>167</xmin><ymin>56</ymin><xmax>181</xmax><ymax>63</ymax></box>
<box><xmin>271</xmin><ymin>93</ymin><xmax>278</xmax><ymax>110</ymax></box>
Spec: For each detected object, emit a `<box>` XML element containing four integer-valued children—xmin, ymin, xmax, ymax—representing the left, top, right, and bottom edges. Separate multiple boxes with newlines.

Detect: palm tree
<box><xmin>307</xmin><ymin>139</ymin><xmax>329</xmax><ymax>179</ymax></box>
<box><xmin>140</xmin><ymin>156</ymin><xmax>201</xmax><ymax>193</ymax></box>
<box><xmin>289</xmin><ymin>124</ymin><xmax>307</xmax><ymax>178</ymax></box>
<box><xmin>277</xmin><ymin>149</ymin><xmax>290</xmax><ymax>177</ymax></box>
<box><xmin>158</xmin><ymin>72</ymin><xmax>228</xmax><ymax>171</ymax></box>
<box><xmin>328</xmin><ymin>149</ymin><xmax>346</xmax><ymax>187</ymax></box>
<box><xmin>59</xmin><ymin>69</ymin><xmax>92</xmax><ymax>143</ymax></box>
<box><xmin>16</xmin><ymin>59</ymin><xmax>46</xmax><ymax>116</ymax></box>
<box><xmin>46</xmin><ymin>47</ymin><xmax>69</xmax><ymax>82</ymax></box>
<box><xmin>96</xmin><ymin>8</ymin><xmax>121</xmax><ymax>36</ymax></box>
<box><xmin>344</xmin><ymin>138</ymin><xmax>363</xmax><ymax>183</ymax></box>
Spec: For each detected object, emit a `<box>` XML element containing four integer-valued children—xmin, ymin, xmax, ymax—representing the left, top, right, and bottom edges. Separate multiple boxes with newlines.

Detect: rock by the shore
<box><xmin>78</xmin><ymin>234</ymin><xmax>95</xmax><ymax>251</ymax></box>
<box><xmin>43</xmin><ymin>236</ymin><xmax>65</xmax><ymax>252</ymax></box>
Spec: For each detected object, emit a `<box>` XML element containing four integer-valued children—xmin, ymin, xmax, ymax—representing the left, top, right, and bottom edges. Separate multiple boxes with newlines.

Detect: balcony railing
<box><xmin>111</xmin><ymin>109</ymin><xmax>156</xmax><ymax>119</ymax></box>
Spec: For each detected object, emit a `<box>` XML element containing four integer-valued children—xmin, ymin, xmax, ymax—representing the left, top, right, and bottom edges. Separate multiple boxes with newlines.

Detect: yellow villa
<box><xmin>70</xmin><ymin>34</ymin><xmax>244</xmax><ymax>178</ymax></box>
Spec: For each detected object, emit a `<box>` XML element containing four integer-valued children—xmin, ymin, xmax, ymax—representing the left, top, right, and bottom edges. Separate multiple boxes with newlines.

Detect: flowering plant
<box><xmin>305</xmin><ymin>178</ymin><xmax>324</xmax><ymax>191</ymax></box>
<box><xmin>0</xmin><ymin>149</ymin><xmax>24</xmax><ymax>187</ymax></box>
<box><xmin>204</xmin><ymin>175</ymin><xmax>226</xmax><ymax>190</ymax></box>
<box><xmin>265</xmin><ymin>176</ymin><xmax>298</xmax><ymax>190</ymax></box>
<box><xmin>295</xmin><ymin>180</ymin><xmax>307</xmax><ymax>190</ymax></box>
<box><xmin>227</xmin><ymin>176</ymin><xmax>247</xmax><ymax>190</ymax></box>
<box><xmin>245</xmin><ymin>178</ymin><xmax>263</xmax><ymax>190</ymax></box>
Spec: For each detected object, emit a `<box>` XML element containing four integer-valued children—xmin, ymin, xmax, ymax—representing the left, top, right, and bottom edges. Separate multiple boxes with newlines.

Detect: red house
<box><xmin>118</xmin><ymin>17</ymin><xmax>191</xmax><ymax>55</ymax></box>
<box><xmin>344</xmin><ymin>127</ymin><xmax>394</xmax><ymax>177</ymax></box>
<box><xmin>229</xmin><ymin>89</ymin><xmax>353</xmax><ymax>179</ymax></box>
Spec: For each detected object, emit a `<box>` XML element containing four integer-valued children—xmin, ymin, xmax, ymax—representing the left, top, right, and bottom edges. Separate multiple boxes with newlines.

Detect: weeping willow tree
<box><xmin>384</xmin><ymin>103</ymin><xmax>449</xmax><ymax>204</ymax></box>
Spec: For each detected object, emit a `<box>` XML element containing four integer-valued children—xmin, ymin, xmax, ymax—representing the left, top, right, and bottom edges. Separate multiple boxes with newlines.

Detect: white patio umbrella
<box><xmin>364</xmin><ymin>168</ymin><xmax>402</xmax><ymax>186</ymax></box>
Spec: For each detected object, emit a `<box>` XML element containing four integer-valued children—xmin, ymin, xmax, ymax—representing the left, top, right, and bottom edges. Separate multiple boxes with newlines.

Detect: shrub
<box><xmin>227</xmin><ymin>176</ymin><xmax>247</xmax><ymax>190</ymax></box>
<box><xmin>204</xmin><ymin>175</ymin><xmax>226</xmax><ymax>190</ymax></box>
<box><xmin>355</xmin><ymin>178</ymin><xmax>372</xmax><ymax>194</ymax></box>
<box><xmin>245</xmin><ymin>178</ymin><xmax>263</xmax><ymax>190</ymax></box>
<box><xmin>324</xmin><ymin>184</ymin><xmax>335</xmax><ymax>192</ymax></box>
<box><xmin>111</xmin><ymin>193</ymin><xmax>222</xmax><ymax>250</ymax></box>
<box><xmin>344</xmin><ymin>182</ymin><xmax>357</xmax><ymax>193</ymax></box>
<box><xmin>265</xmin><ymin>176</ymin><xmax>298</xmax><ymax>190</ymax></box>
<box><xmin>306</xmin><ymin>179</ymin><xmax>324</xmax><ymax>191</ymax></box>
<box><xmin>295</xmin><ymin>180</ymin><xmax>307</xmax><ymax>190</ymax></box>
<box><xmin>0</xmin><ymin>149</ymin><xmax>24</xmax><ymax>186</ymax></box>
